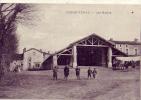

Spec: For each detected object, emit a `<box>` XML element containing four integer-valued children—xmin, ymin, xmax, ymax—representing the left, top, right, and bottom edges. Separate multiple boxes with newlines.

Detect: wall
<box><xmin>115</xmin><ymin>44</ymin><xmax>141</xmax><ymax>56</ymax></box>
<box><xmin>23</xmin><ymin>49</ymin><xmax>44</xmax><ymax>70</ymax></box>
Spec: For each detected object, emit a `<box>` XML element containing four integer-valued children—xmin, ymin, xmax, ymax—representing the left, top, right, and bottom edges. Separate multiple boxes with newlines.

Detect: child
<box><xmin>64</xmin><ymin>65</ymin><xmax>69</xmax><ymax>80</ymax></box>
<box><xmin>75</xmin><ymin>66</ymin><xmax>80</xmax><ymax>80</ymax></box>
<box><xmin>53</xmin><ymin>66</ymin><xmax>58</xmax><ymax>80</ymax></box>
<box><xmin>92</xmin><ymin>68</ymin><xmax>97</xmax><ymax>79</ymax></box>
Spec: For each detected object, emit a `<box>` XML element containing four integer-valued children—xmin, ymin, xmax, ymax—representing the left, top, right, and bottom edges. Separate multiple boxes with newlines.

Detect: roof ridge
<box><xmin>111</xmin><ymin>40</ymin><xmax>141</xmax><ymax>44</ymax></box>
<box><xmin>25</xmin><ymin>48</ymin><xmax>48</xmax><ymax>54</ymax></box>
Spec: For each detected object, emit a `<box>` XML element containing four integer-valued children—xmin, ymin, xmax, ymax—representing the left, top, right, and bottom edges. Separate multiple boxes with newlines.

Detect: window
<box><xmin>126</xmin><ymin>45</ymin><xmax>128</xmax><ymax>47</ymax></box>
<box><xmin>29</xmin><ymin>63</ymin><xmax>31</xmax><ymax>68</ymax></box>
<box><xmin>135</xmin><ymin>49</ymin><xmax>137</xmax><ymax>55</ymax></box>
<box><xmin>28</xmin><ymin>57</ymin><xmax>32</xmax><ymax>62</ymax></box>
<box><xmin>120</xmin><ymin>44</ymin><xmax>121</xmax><ymax>47</ymax></box>
<box><xmin>33</xmin><ymin>52</ymin><xmax>36</xmax><ymax>55</ymax></box>
<box><xmin>126</xmin><ymin>49</ymin><xmax>128</xmax><ymax>54</ymax></box>
<box><xmin>35</xmin><ymin>64</ymin><xmax>40</xmax><ymax>68</ymax></box>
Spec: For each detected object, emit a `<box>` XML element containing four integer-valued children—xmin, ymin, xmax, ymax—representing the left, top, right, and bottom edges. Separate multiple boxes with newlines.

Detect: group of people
<box><xmin>13</xmin><ymin>64</ymin><xmax>22</xmax><ymax>72</ymax></box>
<box><xmin>52</xmin><ymin>65</ymin><xmax>97</xmax><ymax>80</ymax></box>
<box><xmin>112</xmin><ymin>58</ymin><xmax>137</xmax><ymax>70</ymax></box>
<box><xmin>88</xmin><ymin>67</ymin><xmax>97</xmax><ymax>79</ymax></box>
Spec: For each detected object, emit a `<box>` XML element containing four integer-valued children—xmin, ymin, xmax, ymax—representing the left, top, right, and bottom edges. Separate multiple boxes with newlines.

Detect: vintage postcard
<box><xmin>0</xmin><ymin>3</ymin><xmax>141</xmax><ymax>100</ymax></box>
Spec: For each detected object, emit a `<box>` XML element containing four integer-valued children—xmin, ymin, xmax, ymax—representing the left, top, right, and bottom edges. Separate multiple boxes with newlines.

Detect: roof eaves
<box><xmin>112</xmin><ymin>41</ymin><xmax>141</xmax><ymax>45</ymax></box>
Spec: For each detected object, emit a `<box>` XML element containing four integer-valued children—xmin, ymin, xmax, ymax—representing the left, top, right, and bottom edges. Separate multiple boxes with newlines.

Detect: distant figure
<box><xmin>21</xmin><ymin>63</ymin><xmax>23</xmax><ymax>71</ymax></box>
<box><xmin>75</xmin><ymin>66</ymin><xmax>80</xmax><ymax>80</ymax></box>
<box><xmin>18</xmin><ymin>65</ymin><xmax>21</xmax><ymax>72</ymax></box>
<box><xmin>132</xmin><ymin>61</ymin><xmax>136</xmax><ymax>68</ymax></box>
<box><xmin>53</xmin><ymin>66</ymin><xmax>58</xmax><ymax>80</ymax></box>
<box><xmin>124</xmin><ymin>61</ymin><xmax>129</xmax><ymax>70</ymax></box>
<box><xmin>88</xmin><ymin>67</ymin><xmax>92</xmax><ymax>79</ymax></box>
<box><xmin>112</xmin><ymin>58</ymin><xmax>117</xmax><ymax>70</ymax></box>
<box><xmin>92</xmin><ymin>68</ymin><xmax>97</xmax><ymax>79</ymax></box>
<box><xmin>14</xmin><ymin>65</ymin><xmax>18</xmax><ymax>72</ymax></box>
<box><xmin>64</xmin><ymin>65</ymin><xmax>69</xmax><ymax>80</ymax></box>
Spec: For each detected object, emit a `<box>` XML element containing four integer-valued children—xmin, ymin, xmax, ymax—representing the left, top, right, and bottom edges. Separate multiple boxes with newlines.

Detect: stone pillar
<box><xmin>73</xmin><ymin>46</ymin><xmax>77</xmax><ymax>68</ymax></box>
<box><xmin>53</xmin><ymin>55</ymin><xmax>57</xmax><ymax>68</ymax></box>
<box><xmin>108</xmin><ymin>47</ymin><xmax>112</xmax><ymax>68</ymax></box>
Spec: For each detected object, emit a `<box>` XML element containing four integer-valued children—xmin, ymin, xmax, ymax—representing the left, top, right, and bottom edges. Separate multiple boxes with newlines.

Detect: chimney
<box><xmin>109</xmin><ymin>38</ymin><xmax>113</xmax><ymax>41</ymax></box>
<box><xmin>23</xmin><ymin>48</ymin><xmax>26</xmax><ymax>53</ymax></box>
<box><xmin>134</xmin><ymin>38</ymin><xmax>138</xmax><ymax>43</ymax></box>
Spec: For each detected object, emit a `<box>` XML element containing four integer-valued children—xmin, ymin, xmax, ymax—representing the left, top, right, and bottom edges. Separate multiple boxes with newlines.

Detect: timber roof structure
<box><xmin>53</xmin><ymin>33</ymin><xmax>127</xmax><ymax>56</ymax></box>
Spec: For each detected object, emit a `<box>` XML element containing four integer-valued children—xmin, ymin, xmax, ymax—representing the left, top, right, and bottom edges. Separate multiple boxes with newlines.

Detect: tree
<box><xmin>0</xmin><ymin>3</ymin><xmax>33</xmax><ymax>80</ymax></box>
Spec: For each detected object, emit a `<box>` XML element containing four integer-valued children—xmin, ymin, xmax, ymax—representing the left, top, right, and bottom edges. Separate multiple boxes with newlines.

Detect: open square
<box><xmin>0</xmin><ymin>67</ymin><xmax>140</xmax><ymax>100</ymax></box>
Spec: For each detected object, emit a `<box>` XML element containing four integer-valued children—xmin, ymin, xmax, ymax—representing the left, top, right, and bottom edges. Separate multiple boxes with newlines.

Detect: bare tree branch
<box><xmin>0</xmin><ymin>3</ymin><xmax>35</xmax><ymax>79</ymax></box>
<box><xmin>1</xmin><ymin>4</ymin><xmax>14</xmax><ymax>12</ymax></box>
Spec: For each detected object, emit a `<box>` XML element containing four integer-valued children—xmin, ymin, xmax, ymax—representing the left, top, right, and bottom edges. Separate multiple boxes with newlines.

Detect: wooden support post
<box><xmin>108</xmin><ymin>47</ymin><xmax>112</xmax><ymax>68</ymax></box>
<box><xmin>73</xmin><ymin>46</ymin><xmax>77</xmax><ymax>68</ymax></box>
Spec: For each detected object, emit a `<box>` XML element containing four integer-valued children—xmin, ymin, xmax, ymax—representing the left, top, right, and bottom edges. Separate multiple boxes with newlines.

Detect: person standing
<box><xmin>88</xmin><ymin>67</ymin><xmax>92</xmax><ymax>79</ymax></box>
<box><xmin>53</xmin><ymin>66</ymin><xmax>58</xmax><ymax>80</ymax></box>
<box><xmin>92</xmin><ymin>68</ymin><xmax>97</xmax><ymax>79</ymax></box>
<box><xmin>132</xmin><ymin>61</ymin><xmax>136</xmax><ymax>68</ymax></box>
<box><xmin>75</xmin><ymin>66</ymin><xmax>80</xmax><ymax>80</ymax></box>
<box><xmin>112</xmin><ymin>58</ymin><xmax>117</xmax><ymax>70</ymax></box>
<box><xmin>64</xmin><ymin>65</ymin><xmax>69</xmax><ymax>80</ymax></box>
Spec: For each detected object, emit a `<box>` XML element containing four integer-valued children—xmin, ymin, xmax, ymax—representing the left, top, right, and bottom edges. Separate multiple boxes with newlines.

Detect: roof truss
<box><xmin>57</xmin><ymin>47</ymin><xmax>73</xmax><ymax>58</ymax></box>
<box><xmin>76</xmin><ymin>36</ymin><xmax>108</xmax><ymax>46</ymax></box>
<box><xmin>54</xmin><ymin>34</ymin><xmax>116</xmax><ymax>58</ymax></box>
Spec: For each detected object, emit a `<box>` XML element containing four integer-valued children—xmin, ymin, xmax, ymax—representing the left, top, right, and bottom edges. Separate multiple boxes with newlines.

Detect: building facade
<box><xmin>23</xmin><ymin>48</ymin><xmax>50</xmax><ymax>70</ymax></box>
<box><xmin>110</xmin><ymin>39</ymin><xmax>141</xmax><ymax>56</ymax></box>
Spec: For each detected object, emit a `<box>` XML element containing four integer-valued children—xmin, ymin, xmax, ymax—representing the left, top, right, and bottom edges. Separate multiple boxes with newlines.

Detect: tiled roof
<box><xmin>24</xmin><ymin>48</ymin><xmax>49</xmax><ymax>54</ymax></box>
<box><xmin>111</xmin><ymin>40</ymin><xmax>141</xmax><ymax>45</ymax></box>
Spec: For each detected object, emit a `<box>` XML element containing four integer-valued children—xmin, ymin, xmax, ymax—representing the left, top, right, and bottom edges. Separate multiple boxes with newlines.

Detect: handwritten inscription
<box><xmin>66</xmin><ymin>10</ymin><xmax>112</xmax><ymax>15</ymax></box>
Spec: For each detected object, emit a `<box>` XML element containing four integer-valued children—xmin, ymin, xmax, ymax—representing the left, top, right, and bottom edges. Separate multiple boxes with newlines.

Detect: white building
<box><xmin>110</xmin><ymin>39</ymin><xmax>141</xmax><ymax>56</ymax></box>
<box><xmin>22</xmin><ymin>48</ymin><xmax>50</xmax><ymax>70</ymax></box>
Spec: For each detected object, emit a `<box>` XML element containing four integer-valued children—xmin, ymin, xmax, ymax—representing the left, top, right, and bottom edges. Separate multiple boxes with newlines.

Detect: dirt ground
<box><xmin>0</xmin><ymin>67</ymin><xmax>140</xmax><ymax>100</ymax></box>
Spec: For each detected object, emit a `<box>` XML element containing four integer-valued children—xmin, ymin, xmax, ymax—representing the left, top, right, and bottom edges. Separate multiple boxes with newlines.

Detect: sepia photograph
<box><xmin>0</xmin><ymin>4</ymin><xmax>141</xmax><ymax>100</ymax></box>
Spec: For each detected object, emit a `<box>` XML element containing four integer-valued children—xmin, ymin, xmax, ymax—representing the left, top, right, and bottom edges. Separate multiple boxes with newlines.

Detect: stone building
<box><xmin>22</xmin><ymin>48</ymin><xmax>50</xmax><ymax>70</ymax></box>
<box><xmin>110</xmin><ymin>38</ymin><xmax>141</xmax><ymax>56</ymax></box>
<box><xmin>42</xmin><ymin>33</ymin><xmax>127</xmax><ymax>70</ymax></box>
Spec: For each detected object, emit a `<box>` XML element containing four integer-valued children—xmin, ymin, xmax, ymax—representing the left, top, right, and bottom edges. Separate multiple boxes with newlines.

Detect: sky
<box><xmin>17</xmin><ymin>4</ymin><xmax>141</xmax><ymax>53</ymax></box>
